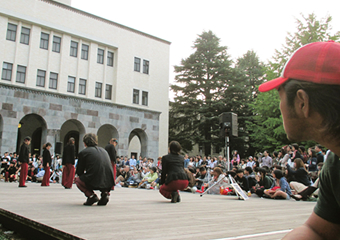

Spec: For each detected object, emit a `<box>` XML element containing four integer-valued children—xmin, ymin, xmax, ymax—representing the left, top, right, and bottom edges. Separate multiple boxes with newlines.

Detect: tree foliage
<box><xmin>247</xmin><ymin>13</ymin><xmax>340</xmax><ymax>154</ymax></box>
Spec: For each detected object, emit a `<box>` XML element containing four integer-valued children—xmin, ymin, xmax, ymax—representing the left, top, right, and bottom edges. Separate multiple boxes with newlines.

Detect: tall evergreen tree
<box><xmin>248</xmin><ymin>13</ymin><xmax>340</xmax><ymax>154</ymax></box>
<box><xmin>170</xmin><ymin>30</ymin><xmax>236</xmax><ymax>155</ymax></box>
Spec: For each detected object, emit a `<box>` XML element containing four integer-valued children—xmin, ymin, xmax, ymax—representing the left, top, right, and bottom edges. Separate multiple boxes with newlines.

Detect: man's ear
<box><xmin>295</xmin><ymin>89</ymin><xmax>310</xmax><ymax>118</ymax></box>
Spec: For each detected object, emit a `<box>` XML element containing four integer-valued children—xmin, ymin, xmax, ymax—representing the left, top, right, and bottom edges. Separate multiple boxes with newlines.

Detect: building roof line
<box><xmin>41</xmin><ymin>0</ymin><xmax>171</xmax><ymax>45</ymax></box>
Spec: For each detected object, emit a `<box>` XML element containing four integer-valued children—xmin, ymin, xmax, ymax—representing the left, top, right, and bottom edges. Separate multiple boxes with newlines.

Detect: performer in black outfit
<box><xmin>41</xmin><ymin>142</ymin><xmax>52</xmax><ymax>186</ymax></box>
<box><xmin>159</xmin><ymin>141</ymin><xmax>189</xmax><ymax>203</ymax></box>
<box><xmin>62</xmin><ymin>138</ymin><xmax>76</xmax><ymax>189</ymax></box>
<box><xmin>105</xmin><ymin>138</ymin><xmax>118</xmax><ymax>190</ymax></box>
<box><xmin>75</xmin><ymin>133</ymin><xmax>115</xmax><ymax>206</ymax></box>
<box><xmin>18</xmin><ymin>136</ymin><xmax>31</xmax><ymax>187</ymax></box>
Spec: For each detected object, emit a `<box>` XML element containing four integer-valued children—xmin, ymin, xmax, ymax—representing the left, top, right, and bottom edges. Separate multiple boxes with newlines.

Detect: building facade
<box><xmin>0</xmin><ymin>0</ymin><xmax>170</xmax><ymax>159</ymax></box>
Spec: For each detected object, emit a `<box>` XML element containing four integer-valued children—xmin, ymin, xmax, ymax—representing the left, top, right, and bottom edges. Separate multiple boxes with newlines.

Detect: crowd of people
<box><xmin>0</xmin><ymin>141</ymin><xmax>324</xmax><ymax>203</ymax></box>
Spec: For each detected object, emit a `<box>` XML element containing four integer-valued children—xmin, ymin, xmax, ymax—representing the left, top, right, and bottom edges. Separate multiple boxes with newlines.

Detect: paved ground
<box><xmin>0</xmin><ymin>182</ymin><xmax>316</xmax><ymax>240</ymax></box>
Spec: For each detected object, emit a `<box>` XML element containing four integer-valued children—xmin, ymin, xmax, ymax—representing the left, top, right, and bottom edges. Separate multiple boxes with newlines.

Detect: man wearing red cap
<box><xmin>259</xmin><ymin>41</ymin><xmax>340</xmax><ymax>239</ymax></box>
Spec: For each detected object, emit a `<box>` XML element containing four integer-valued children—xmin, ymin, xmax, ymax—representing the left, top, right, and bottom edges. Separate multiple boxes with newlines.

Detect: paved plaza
<box><xmin>0</xmin><ymin>182</ymin><xmax>316</xmax><ymax>240</ymax></box>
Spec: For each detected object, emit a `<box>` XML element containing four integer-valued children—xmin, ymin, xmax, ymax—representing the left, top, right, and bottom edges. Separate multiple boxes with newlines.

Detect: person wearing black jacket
<box><xmin>41</xmin><ymin>142</ymin><xmax>52</xmax><ymax>186</ymax></box>
<box><xmin>234</xmin><ymin>169</ymin><xmax>249</xmax><ymax>192</ymax></box>
<box><xmin>18</xmin><ymin>136</ymin><xmax>31</xmax><ymax>187</ymax></box>
<box><xmin>159</xmin><ymin>141</ymin><xmax>189</xmax><ymax>203</ymax></box>
<box><xmin>75</xmin><ymin>133</ymin><xmax>114</xmax><ymax>206</ymax></box>
<box><xmin>286</xmin><ymin>158</ymin><xmax>311</xmax><ymax>195</ymax></box>
<box><xmin>62</xmin><ymin>138</ymin><xmax>75</xmax><ymax>189</ymax></box>
<box><xmin>105</xmin><ymin>138</ymin><xmax>118</xmax><ymax>190</ymax></box>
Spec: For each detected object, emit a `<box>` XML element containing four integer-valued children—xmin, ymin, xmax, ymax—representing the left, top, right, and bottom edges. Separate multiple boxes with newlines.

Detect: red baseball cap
<box><xmin>259</xmin><ymin>41</ymin><xmax>340</xmax><ymax>92</ymax></box>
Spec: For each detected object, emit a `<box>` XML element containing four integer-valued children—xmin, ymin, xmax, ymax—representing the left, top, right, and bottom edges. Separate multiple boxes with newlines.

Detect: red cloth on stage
<box><xmin>62</xmin><ymin>163</ymin><xmax>75</xmax><ymax>188</ymax></box>
<box><xmin>19</xmin><ymin>162</ymin><xmax>28</xmax><ymax>187</ymax></box>
<box><xmin>41</xmin><ymin>166</ymin><xmax>50</xmax><ymax>186</ymax></box>
<box><xmin>159</xmin><ymin>179</ymin><xmax>189</xmax><ymax>199</ymax></box>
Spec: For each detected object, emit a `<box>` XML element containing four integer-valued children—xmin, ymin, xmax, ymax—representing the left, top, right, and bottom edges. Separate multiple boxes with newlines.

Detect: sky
<box><xmin>71</xmin><ymin>0</ymin><xmax>340</xmax><ymax>89</ymax></box>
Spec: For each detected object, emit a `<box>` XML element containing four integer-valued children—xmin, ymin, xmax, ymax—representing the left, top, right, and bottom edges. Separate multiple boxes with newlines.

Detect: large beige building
<box><xmin>0</xmin><ymin>0</ymin><xmax>170</xmax><ymax>159</ymax></box>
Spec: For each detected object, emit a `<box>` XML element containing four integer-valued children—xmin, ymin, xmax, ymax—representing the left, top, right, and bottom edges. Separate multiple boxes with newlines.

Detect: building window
<box><xmin>6</xmin><ymin>23</ymin><xmax>17</xmax><ymax>41</ymax></box>
<box><xmin>134</xmin><ymin>57</ymin><xmax>141</xmax><ymax>72</ymax></box>
<box><xmin>143</xmin><ymin>60</ymin><xmax>149</xmax><ymax>74</ymax></box>
<box><xmin>70</xmin><ymin>41</ymin><xmax>78</xmax><ymax>57</ymax></box>
<box><xmin>107</xmin><ymin>51</ymin><xmax>114</xmax><ymax>67</ymax></box>
<box><xmin>52</xmin><ymin>36</ymin><xmax>61</xmax><ymax>53</ymax></box>
<box><xmin>40</xmin><ymin>32</ymin><xmax>49</xmax><ymax>50</ymax></box>
<box><xmin>81</xmin><ymin>44</ymin><xmax>89</xmax><ymax>60</ymax></box>
<box><xmin>20</xmin><ymin>27</ymin><xmax>30</xmax><ymax>45</ymax></box>
<box><xmin>97</xmin><ymin>48</ymin><xmax>104</xmax><ymax>64</ymax></box>
<box><xmin>1</xmin><ymin>62</ymin><xmax>13</xmax><ymax>81</ymax></box>
<box><xmin>133</xmin><ymin>89</ymin><xmax>139</xmax><ymax>104</ymax></box>
<box><xmin>95</xmin><ymin>82</ymin><xmax>102</xmax><ymax>98</ymax></box>
<box><xmin>67</xmin><ymin>76</ymin><xmax>75</xmax><ymax>93</ymax></box>
<box><xmin>105</xmin><ymin>84</ymin><xmax>112</xmax><ymax>100</ymax></box>
<box><xmin>16</xmin><ymin>65</ymin><xmax>26</xmax><ymax>83</ymax></box>
<box><xmin>49</xmin><ymin>72</ymin><xmax>58</xmax><ymax>89</ymax></box>
<box><xmin>79</xmin><ymin>78</ymin><xmax>86</xmax><ymax>95</ymax></box>
<box><xmin>36</xmin><ymin>70</ymin><xmax>46</xmax><ymax>87</ymax></box>
<box><xmin>142</xmin><ymin>91</ymin><xmax>148</xmax><ymax>106</ymax></box>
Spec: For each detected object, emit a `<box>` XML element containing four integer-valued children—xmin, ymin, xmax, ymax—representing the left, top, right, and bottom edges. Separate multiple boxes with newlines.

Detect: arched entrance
<box><xmin>16</xmin><ymin>114</ymin><xmax>47</xmax><ymax>156</ymax></box>
<box><xmin>97</xmin><ymin>124</ymin><xmax>119</xmax><ymax>148</ymax></box>
<box><xmin>128</xmin><ymin>128</ymin><xmax>147</xmax><ymax>158</ymax></box>
<box><xmin>60</xmin><ymin>120</ymin><xmax>85</xmax><ymax>157</ymax></box>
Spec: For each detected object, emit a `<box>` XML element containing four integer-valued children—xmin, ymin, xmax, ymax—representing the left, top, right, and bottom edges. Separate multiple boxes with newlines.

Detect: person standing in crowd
<box><xmin>41</xmin><ymin>142</ymin><xmax>52</xmax><ymax>186</ymax></box>
<box><xmin>260</xmin><ymin>151</ymin><xmax>273</xmax><ymax>168</ymax></box>
<box><xmin>75</xmin><ymin>133</ymin><xmax>114</xmax><ymax>206</ymax></box>
<box><xmin>259</xmin><ymin>41</ymin><xmax>340</xmax><ymax>239</ymax></box>
<box><xmin>62</xmin><ymin>138</ymin><xmax>76</xmax><ymax>189</ymax></box>
<box><xmin>105</xmin><ymin>138</ymin><xmax>118</xmax><ymax>190</ymax></box>
<box><xmin>315</xmin><ymin>144</ymin><xmax>324</xmax><ymax>164</ymax></box>
<box><xmin>159</xmin><ymin>141</ymin><xmax>189</xmax><ymax>203</ymax></box>
<box><xmin>18</xmin><ymin>136</ymin><xmax>31</xmax><ymax>187</ymax></box>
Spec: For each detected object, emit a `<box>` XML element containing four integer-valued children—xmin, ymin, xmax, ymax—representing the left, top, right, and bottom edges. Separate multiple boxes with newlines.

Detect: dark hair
<box><xmin>150</xmin><ymin>167</ymin><xmax>157</xmax><ymax>173</ymax></box>
<box><xmin>83</xmin><ymin>133</ymin><xmax>98</xmax><ymax>147</ymax></box>
<box><xmin>43</xmin><ymin>142</ymin><xmax>52</xmax><ymax>149</ymax></box>
<box><xmin>169</xmin><ymin>141</ymin><xmax>181</xmax><ymax>154</ymax></box>
<box><xmin>24</xmin><ymin>136</ymin><xmax>31</xmax><ymax>142</ymax></box>
<box><xmin>245</xmin><ymin>167</ymin><xmax>253</xmax><ymax>174</ymax></box>
<box><xmin>299</xmin><ymin>146</ymin><xmax>305</xmax><ymax>152</ymax></box>
<box><xmin>68</xmin><ymin>138</ymin><xmax>75</xmax><ymax>144</ymax></box>
<box><xmin>310</xmin><ymin>148</ymin><xmax>317</xmax><ymax>158</ymax></box>
<box><xmin>199</xmin><ymin>167</ymin><xmax>206</xmax><ymax>172</ymax></box>
<box><xmin>272</xmin><ymin>151</ymin><xmax>278</xmax><ymax>157</ymax></box>
<box><xmin>273</xmin><ymin>169</ymin><xmax>283</xmax><ymax>179</ymax></box>
<box><xmin>236</xmin><ymin>169</ymin><xmax>244</xmax><ymax>174</ymax></box>
<box><xmin>292</xmin><ymin>143</ymin><xmax>299</xmax><ymax>151</ymax></box>
<box><xmin>282</xmin><ymin>79</ymin><xmax>340</xmax><ymax>138</ymax></box>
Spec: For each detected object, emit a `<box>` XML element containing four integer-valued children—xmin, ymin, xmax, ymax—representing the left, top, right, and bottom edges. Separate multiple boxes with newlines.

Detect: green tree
<box><xmin>170</xmin><ymin>30</ymin><xmax>236</xmax><ymax>155</ymax></box>
<box><xmin>247</xmin><ymin>13</ymin><xmax>340</xmax><ymax>154</ymax></box>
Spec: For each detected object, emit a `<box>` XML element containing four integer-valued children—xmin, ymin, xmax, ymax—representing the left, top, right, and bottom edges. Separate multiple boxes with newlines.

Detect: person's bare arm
<box><xmin>283</xmin><ymin>212</ymin><xmax>340</xmax><ymax>240</ymax></box>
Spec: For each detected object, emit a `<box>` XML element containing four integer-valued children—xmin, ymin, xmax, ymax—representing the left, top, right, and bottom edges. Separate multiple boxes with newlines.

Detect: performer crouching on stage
<box><xmin>75</xmin><ymin>133</ymin><xmax>115</xmax><ymax>206</ymax></box>
<box><xmin>41</xmin><ymin>142</ymin><xmax>52</xmax><ymax>186</ymax></box>
<box><xmin>62</xmin><ymin>137</ymin><xmax>76</xmax><ymax>189</ymax></box>
<box><xmin>159</xmin><ymin>141</ymin><xmax>189</xmax><ymax>203</ymax></box>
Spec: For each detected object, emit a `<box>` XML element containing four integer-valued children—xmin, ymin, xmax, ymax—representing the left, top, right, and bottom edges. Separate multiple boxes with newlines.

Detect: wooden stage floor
<box><xmin>0</xmin><ymin>182</ymin><xmax>316</xmax><ymax>240</ymax></box>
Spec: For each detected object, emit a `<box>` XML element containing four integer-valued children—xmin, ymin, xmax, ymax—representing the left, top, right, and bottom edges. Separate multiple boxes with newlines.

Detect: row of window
<box><xmin>1</xmin><ymin>62</ymin><xmax>113</xmax><ymax>100</ymax></box>
<box><xmin>134</xmin><ymin>57</ymin><xmax>149</xmax><ymax>74</ymax></box>
<box><xmin>6</xmin><ymin>23</ymin><xmax>114</xmax><ymax>67</ymax></box>
<box><xmin>133</xmin><ymin>89</ymin><xmax>148</xmax><ymax>106</ymax></box>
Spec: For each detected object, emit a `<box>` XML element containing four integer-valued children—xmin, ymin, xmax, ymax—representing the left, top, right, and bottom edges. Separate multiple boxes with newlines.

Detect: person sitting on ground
<box><xmin>139</xmin><ymin>167</ymin><xmax>158</xmax><ymax>188</ymax></box>
<box><xmin>5</xmin><ymin>161</ymin><xmax>18</xmax><ymax>182</ymax></box>
<box><xmin>195</xmin><ymin>166</ymin><xmax>209</xmax><ymax>190</ymax></box>
<box><xmin>291</xmin><ymin>178</ymin><xmax>320</xmax><ymax>201</ymax></box>
<box><xmin>234</xmin><ymin>169</ymin><xmax>249</xmax><ymax>193</ymax></box>
<box><xmin>286</xmin><ymin>158</ymin><xmax>311</xmax><ymax>195</ymax></box>
<box><xmin>203</xmin><ymin>167</ymin><xmax>228</xmax><ymax>195</ymax></box>
<box><xmin>27</xmin><ymin>165</ymin><xmax>36</xmax><ymax>182</ymax></box>
<box><xmin>115</xmin><ymin>165</ymin><xmax>131</xmax><ymax>187</ymax></box>
<box><xmin>244</xmin><ymin>167</ymin><xmax>256</xmax><ymax>190</ymax></box>
<box><xmin>35</xmin><ymin>167</ymin><xmax>45</xmax><ymax>182</ymax></box>
<box><xmin>240</xmin><ymin>159</ymin><xmax>247</xmax><ymax>169</ymax></box>
<box><xmin>254</xmin><ymin>168</ymin><xmax>274</xmax><ymax>197</ymax></box>
<box><xmin>126</xmin><ymin>166</ymin><xmax>142</xmax><ymax>187</ymax></box>
<box><xmin>264</xmin><ymin>169</ymin><xmax>291</xmax><ymax>200</ymax></box>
